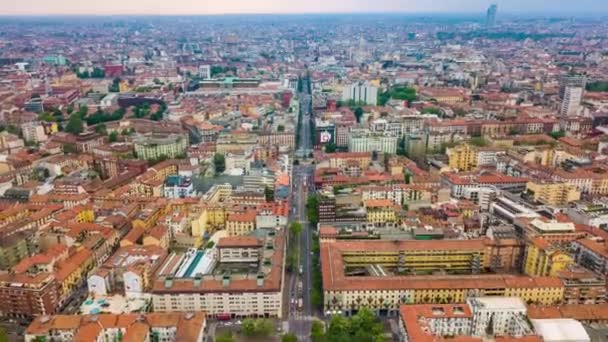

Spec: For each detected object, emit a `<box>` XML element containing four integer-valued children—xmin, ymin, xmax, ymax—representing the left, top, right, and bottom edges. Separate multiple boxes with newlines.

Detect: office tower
<box><xmin>342</xmin><ymin>81</ymin><xmax>378</xmax><ymax>106</ymax></box>
<box><xmin>486</xmin><ymin>4</ymin><xmax>498</xmax><ymax>28</ymax></box>
<box><xmin>198</xmin><ymin>65</ymin><xmax>211</xmax><ymax>79</ymax></box>
<box><xmin>559</xmin><ymin>75</ymin><xmax>587</xmax><ymax>117</ymax></box>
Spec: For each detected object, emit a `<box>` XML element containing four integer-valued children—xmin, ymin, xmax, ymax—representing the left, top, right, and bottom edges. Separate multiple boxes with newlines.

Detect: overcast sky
<box><xmin>1</xmin><ymin>0</ymin><xmax>607</xmax><ymax>15</ymax></box>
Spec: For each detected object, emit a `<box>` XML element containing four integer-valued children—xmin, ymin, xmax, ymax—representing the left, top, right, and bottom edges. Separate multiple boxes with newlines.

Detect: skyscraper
<box><xmin>559</xmin><ymin>75</ymin><xmax>587</xmax><ymax>117</ymax></box>
<box><xmin>486</xmin><ymin>4</ymin><xmax>498</xmax><ymax>28</ymax></box>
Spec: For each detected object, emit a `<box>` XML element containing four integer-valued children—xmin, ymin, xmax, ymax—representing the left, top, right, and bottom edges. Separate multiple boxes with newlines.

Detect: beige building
<box><xmin>152</xmin><ymin>230</ymin><xmax>285</xmax><ymax>319</ymax></box>
<box><xmin>526</xmin><ymin>181</ymin><xmax>581</xmax><ymax>206</ymax></box>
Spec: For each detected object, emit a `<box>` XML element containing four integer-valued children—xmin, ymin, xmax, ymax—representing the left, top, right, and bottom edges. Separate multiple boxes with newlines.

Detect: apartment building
<box><xmin>134</xmin><ymin>133</ymin><xmax>189</xmax><ymax>160</ymax></box>
<box><xmin>321</xmin><ymin>240</ymin><xmax>564</xmax><ymax>316</ymax></box>
<box><xmin>525</xmin><ymin>181</ymin><xmax>581</xmax><ymax>206</ymax></box>
<box><xmin>152</xmin><ymin>230</ymin><xmax>285</xmax><ymax>319</ymax></box>
<box><xmin>572</xmin><ymin>238</ymin><xmax>608</xmax><ymax>276</ymax></box>
<box><xmin>446</xmin><ymin>143</ymin><xmax>477</xmax><ymax>171</ymax></box>
<box><xmin>25</xmin><ymin>312</ymin><xmax>206</xmax><ymax>342</ymax></box>
<box><xmin>0</xmin><ymin>272</ymin><xmax>60</xmax><ymax>319</ymax></box>
<box><xmin>342</xmin><ymin>81</ymin><xmax>378</xmax><ymax>105</ymax></box>
<box><xmin>226</xmin><ymin>211</ymin><xmax>257</xmax><ymax>236</ymax></box>
<box><xmin>348</xmin><ymin>130</ymin><xmax>398</xmax><ymax>154</ymax></box>
<box><xmin>523</xmin><ymin>237</ymin><xmax>574</xmax><ymax>277</ymax></box>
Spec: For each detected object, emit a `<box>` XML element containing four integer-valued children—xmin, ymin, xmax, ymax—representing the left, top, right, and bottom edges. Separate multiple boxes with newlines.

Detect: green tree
<box><xmin>324</xmin><ymin>308</ymin><xmax>386</xmax><ymax>342</ymax></box>
<box><xmin>277</xmin><ymin>124</ymin><xmax>285</xmax><ymax>132</ymax></box>
<box><xmin>242</xmin><ymin>318</ymin><xmax>257</xmax><ymax>336</ymax></box>
<box><xmin>306</xmin><ymin>195</ymin><xmax>319</xmax><ymax>225</ymax></box>
<box><xmin>421</xmin><ymin>107</ymin><xmax>442</xmax><ymax>115</ymax></box>
<box><xmin>549</xmin><ymin>130</ymin><xmax>566</xmax><ymax>140</ymax></box>
<box><xmin>0</xmin><ymin>327</ymin><xmax>9</xmax><ymax>342</ymax></box>
<box><xmin>354</xmin><ymin>107</ymin><xmax>364</xmax><ymax>123</ymax></box>
<box><xmin>265</xmin><ymin>186</ymin><xmax>275</xmax><ymax>202</ymax></box>
<box><xmin>282</xmin><ymin>333</ymin><xmax>298</xmax><ymax>342</ymax></box>
<box><xmin>95</xmin><ymin>123</ymin><xmax>107</xmax><ymax>135</ymax></box>
<box><xmin>324</xmin><ymin>142</ymin><xmax>337</xmax><ymax>153</ymax></box>
<box><xmin>215</xmin><ymin>332</ymin><xmax>235</xmax><ymax>342</ymax></box>
<box><xmin>65</xmin><ymin>114</ymin><xmax>84</xmax><ymax>135</ymax></box>
<box><xmin>108</xmin><ymin>131</ymin><xmax>118</xmax><ymax>143</ymax></box>
<box><xmin>62</xmin><ymin>143</ymin><xmax>77</xmax><ymax>154</ymax></box>
<box><xmin>77</xmin><ymin>105</ymin><xmax>88</xmax><ymax>119</ymax></box>
<box><xmin>213</xmin><ymin>153</ymin><xmax>226</xmax><ymax>174</ymax></box>
<box><xmin>311</xmin><ymin>320</ymin><xmax>325</xmax><ymax>342</ymax></box>
<box><xmin>256</xmin><ymin>319</ymin><xmax>274</xmax><ymax>336</ymax></box>
<box><xmin>469</xmin><ymin>137</ymin><xmax>489</xmax><ymax>147</ymax></box>
<box><xmin>290</xmin><ymin>221</ymin><xmax>303</xmax><ymax>236</ymax></box>
<box><xmin>38</xmin><ymin>112</ymin><xmax>57</xmax><ymax>122</ymax></box>
<box><xmin>396</xmin><ymin>136</ymin><xmax>407</xmax><ymax>156</ymax></box>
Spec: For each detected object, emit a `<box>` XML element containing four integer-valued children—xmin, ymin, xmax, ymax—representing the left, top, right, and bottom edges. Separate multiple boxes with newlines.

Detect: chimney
<box><xmin>164</xmin><ymin>277</ymin><xmax>173</xmax><ymax>289</ymax></box>
<box><xmin>257</xmin><ymin>274</ymin><xmax>265</xmax><ymax>287</ymax></box>
<box><xmin>222</xmin><ymin>275</ymin><xmax>230</xmax><ymax>287</ymax></box>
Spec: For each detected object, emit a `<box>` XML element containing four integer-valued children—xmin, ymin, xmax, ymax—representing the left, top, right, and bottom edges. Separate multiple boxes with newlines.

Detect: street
<box><xmin>287</xmin><ymin>74</ymin><xmax>317</xmax><ymax>340</ymax></box>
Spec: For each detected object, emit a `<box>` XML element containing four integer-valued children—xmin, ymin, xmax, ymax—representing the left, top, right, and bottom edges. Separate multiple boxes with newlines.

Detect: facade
<box><xmin>559</xmin><ymin>75</ymin><xmax>586</xmax><ymax>117</ymax></box>
<box><xmin>348</xmin><ymin>130</ymin><xmax>398</xmax><ymax>154</ymax></box>
<box><xmin>342</xmin><ymin>81</ymin><xmax>378</xmax><ymax>105</ymax></box>
<box><xmin>217</xmin><ymin>236</ymin><xmax>263</xmax><ymax>263</ymax></box>
<box><xmin>364</xmin><ymin>199</ymin><xmax>397</xmax><ymax>224</ymax></box>
<box><xmin>25</xmin><ymin>312</ymin><xmax>206</xmax><ymax>342</ymax></box>
<box><xmin>524</xmin><ymin>237</ymin><xmax>573</xmax><ymax>277</ymax></box>
<box><xmin>321</xmin><ymin>240</ymin><xmax>565</xmax><ymax>316</ymax></box>
<box><xmin>152</xmin><ymin>230</ymin><xmax>285</xmax><ymax>319</ymax></box>
<box><xmin>486</xmin><ymin>4</ymin><xmax>498</xmax><ymax>28</ymax></box>
<box><xmin>526</xmin><ymin>181</ymin><xmax>581</xmax><ymax>206</ymax></box>
<box><xmin>446</xmin><ymin>144</ymin><xmax>477</xmax><ymax>171</ymax></box>
<box><xmin>134</xmin><ymin>134</ymin><xmax>189</xmax><ymax>160</ymax></box>
<box><xmin>164</xmin><ymin>175</ymin><xmax>195</xmax><ymax>198</ymax></box>
<box><xmin>20</xmin><ymin>121</ymin><xmax>48</xmax><ymax>143</ymax></box>
<box><xmin>226</xmin><ymin>211</ymin><xmax>257</xmax><ymax>236</ymax></box>
<box><xmin>572</xmin><ymin>238</ymin><xmax>608</xmax><ymax>276</ymax></box>
<box><xmin>0</xmin><ymin>273</ymin><xmax>60</xmax><ymax>319</ymax></box>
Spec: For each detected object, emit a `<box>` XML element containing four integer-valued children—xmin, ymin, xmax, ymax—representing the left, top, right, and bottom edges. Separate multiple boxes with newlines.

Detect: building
<box><xmin>524</xmin><ymin>237</ymin><xmax>573</xmax><ymax>277</ymax></box>
<box><xmin>87</xmin><ymin>245</ymin><xmax>168</xmax><ymax>298</ymax></box>
<box><xmin>348</xmin><ymin>130</ymin><xmax>398</xmax><ymax>154</ymax></box>
<box><xmin>342</xmin><ymin>81</ymin><xmax>378</xmax><ymax>106</ymax></box>
<box><xmin>217</xmin><ymin>236</ymin><xmax>263</xmax><ymax>263</ymax></box>
<box><xmin>199</xmin><ymin>65</ymin><xmax>211</xmax><ymax>79</ymax></box>
<box><xmin>468</xmin><ymin>297</ymin><xmax>531</xmax><ymax>337</ymax></box>
<box><xmin>559</xmin><ymin>75</ymin><xmax>586</xmax><ymax>117</ymax></box>
<box><xmin>446</xmin><ymin>144</ymin><xmax>477</xmax><ymax>171</ymax></box>
<box><xmin>397</xmin><ymin>297</ymin><xmax>541</xmax><ymax>342</ymax></box>
<box><xmin>525</xmin><ymin>181</ymin><xmax>581</xmax><ymax>206</ymax></box>
<box><xmin>134</xmin><ymin>134</ymin><xmax>189</xmax><ymax>160</ymax></box>
<box><xmin>364</xmin><ymin>199</ymin><xmax>397</xmax><ymax>224</ymax></box>
<box><xmin>164</xmin><ymin>175</ymin><xmax>195</xmax><ymax>198</ymax></box>
<box><xmin>486</xmin><ymin>4</ymin><xmax>498</xmax><ymax>28</ymax></box>
<box><xmin>557</xmin><ymin>267</ymin><xmax>606</xmax><ymax>305</ymax></box>
<box><xmin>572</xmin><ymin>238</ymin><xmax>608</xmax><ymax>276</ymax></box>
<box><xmin>152</xmin><ymin>230</ymin><xmax>285</xmax><ymax>319</ymax></box>
<box><xmin>25</xmin><ymin>312</ymin><xmax>206</xmax><ymax>342</ymax></box>
<box><xmin>0</xmin><ymin>272</ymin><xmax>60</xmax><ymax>319</ymax></box>
<box><xmin>321</xmin><ymin>239</ymin><xmax>565</xmax><ymax>316</ymax></box>
<box><xmin>225</xmin><ymin>211</ymin><xmax>257</xmax><ymax>236</ymax></box>
<box><xmin>20</xmin><ymin>121</ymin><xmax>48</xmax><ymax>143</ymax></box>
<box><xmin>531</xmin><ymin>319</ymin><xmax>590</xmax><ymax>342</ymax></box>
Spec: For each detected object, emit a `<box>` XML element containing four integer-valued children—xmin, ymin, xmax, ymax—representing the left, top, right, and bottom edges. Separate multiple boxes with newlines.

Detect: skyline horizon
<box><xmin>2</xmin><ymin>0</ymin><xmax>608</xmax><ymax>16</ymax></box>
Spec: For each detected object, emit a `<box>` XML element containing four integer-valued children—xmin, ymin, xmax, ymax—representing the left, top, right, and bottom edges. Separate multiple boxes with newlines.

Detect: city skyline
<box><xmin>1</xmin><ymin>0</ymin><xmax>608</xmax><ymax>16</ymax></box>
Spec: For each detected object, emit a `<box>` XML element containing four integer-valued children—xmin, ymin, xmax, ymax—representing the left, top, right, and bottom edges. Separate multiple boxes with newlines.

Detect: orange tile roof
<box><xmin>217</xmin><ymin>236</ymin><xmax>262</xmax><ymax>248</ymax></box>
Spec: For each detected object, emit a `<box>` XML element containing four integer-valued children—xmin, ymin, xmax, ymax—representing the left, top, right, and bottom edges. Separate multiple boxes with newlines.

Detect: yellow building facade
<box><xmin>447</xmin><ymin>144</ymin><xmax>477</xmax><ymax>172</ymax></box>
<box><xmin>526</xmin><ymin>181</ymin><xmax>581</xmax><ymax>206</ymax></box>
<box><xmin>524</xmin><ymin>238</ymin><xmax>574</xmax><ymax>277</ymax></box>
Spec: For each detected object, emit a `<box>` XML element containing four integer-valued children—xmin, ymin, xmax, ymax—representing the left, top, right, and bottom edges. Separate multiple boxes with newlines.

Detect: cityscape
<box><xmin>1</xmin><ymin>1</ymin><xmax>608</xmax><ymax>341</ymax></box>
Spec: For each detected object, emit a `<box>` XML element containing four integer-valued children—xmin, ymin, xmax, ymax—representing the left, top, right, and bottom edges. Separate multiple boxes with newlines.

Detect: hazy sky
<box><xmin>2</xmin><ymin>0</ymin><xmax>608</xmax><ymax>15</ymax></box>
